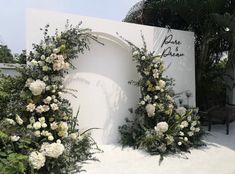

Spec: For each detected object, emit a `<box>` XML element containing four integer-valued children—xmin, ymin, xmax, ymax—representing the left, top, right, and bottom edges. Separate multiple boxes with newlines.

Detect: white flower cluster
<box><xmin>176</xmin><ymin>107</ymin><xmax>187</xmax><ymax>116</ymax></box>
<box><xmin>51</xmin><ymin>54</ymin><xmax>70</xmax><ymax>71</ymax></box>
<box><xmin>29</xmin><ymin>151</ymin><xmax>46</xmax><ymax>170</ymax></box>
<box><xmin>40</xmin><ymin>142</ymin><xmax>65</xmax><ymax>158</ymax></box>
<box><xmin>28</xmin><ymin>79</ymin><xmax>46</xmax><ymax>96</ymax></box>
<box><xmin>154</xmin><ymin>122</ymin><xmax>169</xmax><ymax>134</ymax></box>
<box><xmin>145</xmin><ymin>104</ymin><xmax>156</xmax><ymax>117</ymax></box>
<box><xmin>29</xmin><ymin>141</ymin><xmax>65</xmax><ymax>170</ymax></box>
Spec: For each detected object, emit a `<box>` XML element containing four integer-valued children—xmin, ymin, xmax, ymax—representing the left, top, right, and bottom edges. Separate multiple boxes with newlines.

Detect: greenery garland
<box><xmin>119</xmin><ymin>35</ymin><xmax>204</xmax><ymax>161</ymax></box>
<box><xmin>0</xmin><ymin>22</ymin><xmax>101</xmax><ymax>174</ymax></box>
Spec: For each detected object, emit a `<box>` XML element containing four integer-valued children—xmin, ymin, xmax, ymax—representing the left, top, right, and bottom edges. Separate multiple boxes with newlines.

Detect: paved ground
<box><xmin>82</xmin><ymin>123</ymin><xmax>235</xmax><ymax>174</ymax></box>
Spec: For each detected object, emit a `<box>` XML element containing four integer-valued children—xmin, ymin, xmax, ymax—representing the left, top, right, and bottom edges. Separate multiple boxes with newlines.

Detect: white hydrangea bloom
<box><xmin>40</xmin><ymin>142</ymin><xmax>65</xmax><ymax>158</ymax></box>
<box><xmin>145</xmin><ymin>104</ymin><xmax>155</xmax><ymax>117</ymax></box>
<box><xmin>29</xmin><ymin>151</ymin><xmax>46</xmax><ymax>170</ymax></box>
<box><xmin>154</xmin><ymin>122</ymin><xmax>169</xmax><ymax>133</ymax></box>
<box><xmin>29</xmin><ymin>80</ymin><xmax>46</xmax><ymax>96</ymax></box>
<box><xmin>26</xmin><ymin>103</ymin><xmax>36</xmax><ymax>112</ymax></box>
<box><xmin>176</xmin><ymin>107</ymin><xmax>187</xmax><ymax>116</ymax></box>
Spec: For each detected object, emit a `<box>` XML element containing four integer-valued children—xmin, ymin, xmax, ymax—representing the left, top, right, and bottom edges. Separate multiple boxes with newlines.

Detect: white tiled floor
<box><xmin>82</xmin><ymin>123</ymin><xmax>235</xmax><ymax>174</ymax></box>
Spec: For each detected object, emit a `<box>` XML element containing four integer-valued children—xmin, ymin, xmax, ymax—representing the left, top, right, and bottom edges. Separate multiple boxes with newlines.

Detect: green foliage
<box><xmin>0</xmin><ymin>44</ymin><xmax>15</xmax><ymax>63</ymax></box>
<box><xmin>0</xmin><ymin>153</ymin><xmax>28</xmax><ymax>174</ymax></box>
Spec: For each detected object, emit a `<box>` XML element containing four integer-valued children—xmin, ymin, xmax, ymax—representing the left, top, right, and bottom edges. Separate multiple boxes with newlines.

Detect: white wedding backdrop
<box><xmin>26</xmin><ymin>9</ymin><xmax>195</xmax><ymax>144</ymax></box>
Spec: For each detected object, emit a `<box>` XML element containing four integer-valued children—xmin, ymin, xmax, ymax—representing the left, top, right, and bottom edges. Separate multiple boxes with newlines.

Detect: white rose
<box><xmin>187</xmin><ymin>116</ymin><xmax>192</xmax><ymax>122</ymax></box>
<box><xmin>145</xmin><ymin>104</ymin><xmax>155</xmax><ymax>117</ymax></box>
<box><xmin>181</xmin><ymin>121</ymin><xmax>189</xmax><ymax>128</ymax></box>
<box><xmin>176</xmin><ymin>107</ymin><xmax>187</xmax><ymax>116</ymax></box>
<box><xmin>154</xmin><ymin>122</ymin><xmax>169</xmax><ymax>133</ymax></box>
<box><xmin>10</xmin><ymin>135</ymin><xmax>20</xmax><ymax>142</ymax></box>
<box><xmin>41</xmin><ymin>55</ymin><xmax>46</xmax><ymax>60</ymax></box>
<box><xmin>44</xmin><ymin>96</ymin><xmax>52</xmax><ymax>104</ymax></box>
<box><xmin>184</xmin><ymin>137</ymin><xmax>188</xmax><ymax>141</ymax></box>
<box><xmin>26</xmin><ymin>103</ymin><xmax>36</xmax><ymax>112</ymax></box>
<box><xmin>31</xmin><ymin>59</ymin><xmax>38</xmax><ymax>66</ymax></box>
<box><xmin>36</xmin><ymin>105</ymin><xmax>45</xmax><ymax>113</ymax></box>
<box><xmin>50</xmin><ymin>122</ymin><xmax>58</xmax><ymax>130</ymax></box>
<box><xmin>16</xmin><ymin>115</ymin><xmax>23</xmax><ymax>125</ymax></box>
<box><xmin>50</xmin><ymin>103</ymin><xmax>59</xmax><ymax>111</ymax></box>
<box><xmin>48</xmin><ymin>135</ymin><xmax>54</xmax><ymax>141</ymax></box>
<box><xmin>33</xmin><ymin>122</ymin><xmax>42</xmax><ymax>130</ymax></box>
<box><xmin>34</xmin><ymin>131</ymin><xmax>41</xmax><ymax>138</ymax></box>
<box><xmin>41</xmin><ymin>123</ymin><xmax>47</xmax><ymax>128</ymax></box>
<box><xmin>29</xmin><ymin>80</ymin><xmax>46</xmax><ymax>96</ymax></box>
<box><xmin>29</xmin><ymin>117</ymin><xmax>35</xmax><ymax>124</ymax></box>
<box><xmin>42</xmin><ymin>105</ymin><xmax>50</xmax><ymax>112</ymax></box>
<box><xmin>140</xmin><ymin>101</ymin><xmax>145</xmax><ymax>105</ymax></box>
<box><xmin>29</xmin><ymin>151</ymin><xmax>46</xmax><ymax>170</ymax></box>
<box><xmin>141</xmin><ymin>56</ymin><xmax>146</xmax><ymax>60</ymax></box>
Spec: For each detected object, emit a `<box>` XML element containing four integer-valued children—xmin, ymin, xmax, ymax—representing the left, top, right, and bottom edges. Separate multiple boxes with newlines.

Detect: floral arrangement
<box><xmin>119</xmin><ymin>35</ymin><xmax>204</xmax><ymax>161</ymax></box>
<box><xmin>0</xmin><ymin>22</ymin><xmax>100</xmax><ymax>174</ymax></box>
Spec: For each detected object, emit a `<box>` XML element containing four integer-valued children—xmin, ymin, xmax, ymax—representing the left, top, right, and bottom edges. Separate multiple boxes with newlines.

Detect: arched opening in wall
<box><xmin>64</xmin><ymin>33</ymin><xmax>139</xmax><ymax>144</ymax></box>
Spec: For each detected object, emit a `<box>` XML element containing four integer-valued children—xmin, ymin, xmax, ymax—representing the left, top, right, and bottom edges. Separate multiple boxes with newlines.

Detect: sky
<box><xmin>0</xmin><ymin>0</ymin><xmax>140</xmax><ymax>53</ymax></box>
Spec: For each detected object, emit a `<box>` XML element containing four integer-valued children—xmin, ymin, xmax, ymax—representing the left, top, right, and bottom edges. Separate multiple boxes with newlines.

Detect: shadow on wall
<box><xmin>63</xmin><ymin>37</ymin><xmax>139</xmax><ymax>144</ymax></box>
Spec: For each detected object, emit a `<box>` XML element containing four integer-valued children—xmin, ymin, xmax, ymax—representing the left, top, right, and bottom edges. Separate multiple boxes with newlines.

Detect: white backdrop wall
<box><xmin>26</xmin><ymin>9</ymin><xmax>195</xmax><ymax>144</ymax></box>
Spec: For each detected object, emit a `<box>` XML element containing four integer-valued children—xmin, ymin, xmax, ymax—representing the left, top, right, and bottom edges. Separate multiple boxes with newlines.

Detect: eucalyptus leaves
<box><xmin>119</xmin><ymin>36</ymin><xmax>204</xmax><ymax>159</ymax></box>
